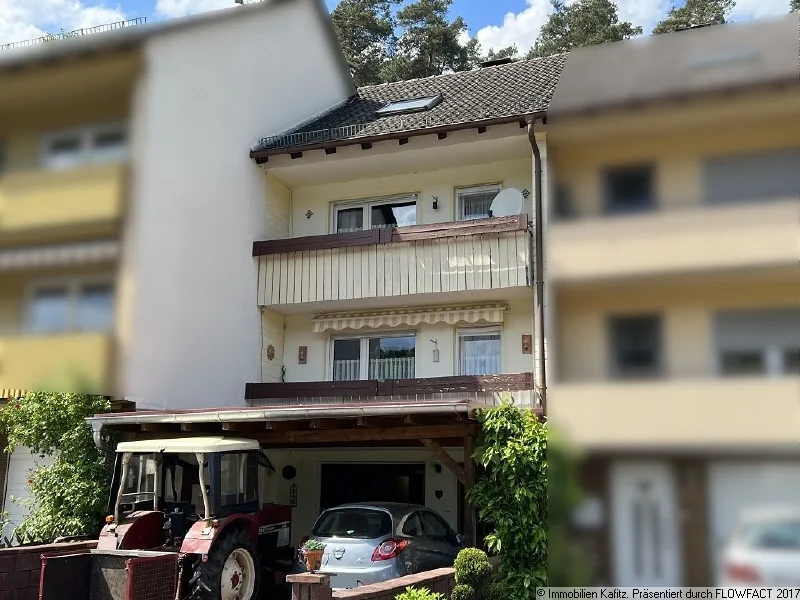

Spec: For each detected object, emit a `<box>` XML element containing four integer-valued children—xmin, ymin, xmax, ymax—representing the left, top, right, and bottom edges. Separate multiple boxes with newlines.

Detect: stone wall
<box><xmin>288</xmin><ymin>568</ymin><xmax>456</xmax><ymax>600</ymax></box>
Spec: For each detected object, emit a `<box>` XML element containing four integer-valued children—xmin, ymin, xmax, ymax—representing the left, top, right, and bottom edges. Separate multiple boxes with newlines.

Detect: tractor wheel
<box><xmin>189</xmin><ymin>527</ymin><xmax>261</xmax><ymax>600</ymax></box>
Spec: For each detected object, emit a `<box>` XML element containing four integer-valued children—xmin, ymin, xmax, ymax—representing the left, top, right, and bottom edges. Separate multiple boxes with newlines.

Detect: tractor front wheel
<box><xmin>190</xmin><ymin>528</ymin><xmax>261</xmax><ymax>600</ymax></box>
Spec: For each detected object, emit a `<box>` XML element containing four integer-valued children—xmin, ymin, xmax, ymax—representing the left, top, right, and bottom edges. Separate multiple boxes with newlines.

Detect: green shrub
<box><xmin>450</xmin><ymin>584</ymin><xmax>475</xmax><ymax>600</ymax></box>
<box><xmin>395</xmin><ymin>587</ymin><xmax>443</xmax><ymax>600</ymax></box>
<box><xmin>482</xmin><ymin>580</ymin><xmax>509</xmax><ymax>600</ymax></box>
<box><xmin>453</xmin><ymin>547</ymin><xmax>492</xmax><ymax>589</ymax></box>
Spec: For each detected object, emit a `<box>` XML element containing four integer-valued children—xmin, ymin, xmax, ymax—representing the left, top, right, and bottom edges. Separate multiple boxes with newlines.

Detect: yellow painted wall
<box><xmin>288</xmin><ymin>157</ymin><xmax>532</xmax><ymax>237</ymax></box>
<box><xmin>260</xmin><ymin>308</ymin><xmax>285</xmax><ymax>383</ymax></box>
<box><xmin>557</xmin><ymin>272</ymin><xmax>799</xmax><ymax>382</ymax></box>
<box><xmin>550</xmin><ymin>112</ymin><xmax>800</xmax><ymax>217</ymax></box>
<box><xmin>265</xmin><ymin>173</ymin><xmax>291</xmax><ymax>240</ymax></box>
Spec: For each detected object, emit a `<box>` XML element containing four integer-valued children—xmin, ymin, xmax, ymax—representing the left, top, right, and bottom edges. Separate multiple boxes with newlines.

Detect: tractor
<box><xmin>41</xmin><ymin>436</ymin><xmax>294</xmax><ymax>600</ymax></box>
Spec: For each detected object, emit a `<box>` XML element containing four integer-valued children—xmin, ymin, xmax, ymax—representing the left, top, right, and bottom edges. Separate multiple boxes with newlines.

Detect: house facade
<box><xmin>0</xmin><ymin>0</ymin><xmax>354</xmax><ymax>534</ymax></box>
<box><xmin>546</xmin><ymin>14</ymin><xmax>800</xmax><ymax>587</ymax></box>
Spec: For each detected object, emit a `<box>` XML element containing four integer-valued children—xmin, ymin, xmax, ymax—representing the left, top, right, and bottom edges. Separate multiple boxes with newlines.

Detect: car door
<box><xmin>420</xmin><ymin>510</ymin><xmax>461</xmax><ymax>568</ymax></box>
<box><xmin>400</xmin><ymin>510</ymin><xmax>436</xmax><ymax>574</ymax></box>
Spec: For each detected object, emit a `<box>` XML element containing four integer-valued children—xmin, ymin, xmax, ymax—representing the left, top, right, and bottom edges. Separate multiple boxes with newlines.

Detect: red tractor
<box><xmin>92</xmin><ymin>436</ymin><xmax>293</xmax><ymax>600</ymax></box>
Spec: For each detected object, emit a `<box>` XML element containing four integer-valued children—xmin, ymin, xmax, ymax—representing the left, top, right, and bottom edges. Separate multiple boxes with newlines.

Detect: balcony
<box><xmin>547</xmin><ymin>200</ymin><xmax>797</xmax><ymax>282</ymax></box>
<box><xmin>0</xmin><ymin>164</ymin><xmax>126</xmax><ymax>236</ymax></box>
<box><xmin>254</xmin><ymin>215</ymin><xmax>531</xmax><ymax>309</ymax></box>
<box><xmin>245</xmin><ymin>372</ymin><xmax>537</xmax><ymax>408</ymax></box>
<box><xmin>548</xmin><ymin>377</ymin><xmax>800</xmax><ymax>450</ymax></box>
<box><xmin>0</xmin><ymin>333</ymin><xmax>114</xmax><ymax>394</ymax></box>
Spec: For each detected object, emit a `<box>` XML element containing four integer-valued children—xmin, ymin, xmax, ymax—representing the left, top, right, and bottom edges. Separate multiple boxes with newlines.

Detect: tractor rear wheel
<box><xmin>189</xmin><ymin>528</ymin><xmax>261</xmax><ymax>600</ymax></box>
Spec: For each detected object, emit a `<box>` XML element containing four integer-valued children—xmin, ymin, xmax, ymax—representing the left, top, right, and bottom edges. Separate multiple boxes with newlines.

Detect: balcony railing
<box><xmin>333</xmin><ymin>357</ymin><xmax>416</xmax><ymax>381</ymax></box>
<box><xmin>254</xmin><ymin>215</ymin><xmax>531</xmax><ymax>307</ymax></box>
<box><xmin>0</xmin><ymin>18</ymin><xmax>147</xmax><ymax>51</ymax></box>
<box><xmin>245</xmin><ymin>372</ymin><xmax>537</xmax><ymax>408</ymax></box>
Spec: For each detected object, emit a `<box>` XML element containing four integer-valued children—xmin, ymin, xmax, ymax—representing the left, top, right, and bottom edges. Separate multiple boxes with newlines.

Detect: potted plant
<box><xmin>300</xmin><ymin>539</ymin><xmax>326</xmax><ymax>572</ymax></box>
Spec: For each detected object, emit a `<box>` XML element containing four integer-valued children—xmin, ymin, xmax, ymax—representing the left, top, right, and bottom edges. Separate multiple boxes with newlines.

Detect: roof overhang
<box><xmin>116</xmin><ymin>436</ymin><xmax>261</xmax><ymax>454</ymax></box>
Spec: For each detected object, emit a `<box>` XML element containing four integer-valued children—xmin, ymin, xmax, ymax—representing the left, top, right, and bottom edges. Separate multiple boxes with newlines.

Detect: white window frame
<box><xmin>330</xmin><ymin>193</ymin><xmax>420</xmax><ymax>234</ymax></box>
<box><xmin>455</xmin><ymin>183</ymin><xmax>502</xmax><ymax>221</ymax></box>
<box><xmin>40</xmin><ymin>122</ymin><xmax>128</xmax><ymax>171</ymax></box>
<box><xmin>24</xmin><ymin>276</ymin><xmax>116</xmax><ymax>335</ymax></box>
<box><xmin>457</xmin><ymin>326</ymin><xmax>502</xmax><ymax>376</ymax></box>
<box><xmin>328</xmin><ymin>331</ymin><xmax>417</xmax><ymax>381</ymax></box>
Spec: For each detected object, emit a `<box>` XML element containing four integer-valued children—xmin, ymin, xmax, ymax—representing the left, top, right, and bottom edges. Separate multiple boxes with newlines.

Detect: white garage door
<box><xmin>708</xmin><ymin>460</ymin><xmax>800</xmax><ymax>584</ymax></box>
<box><xmin>2</xmin><ymin>447</ymin><xmax>53</xmax><ymax>540</ymax></box>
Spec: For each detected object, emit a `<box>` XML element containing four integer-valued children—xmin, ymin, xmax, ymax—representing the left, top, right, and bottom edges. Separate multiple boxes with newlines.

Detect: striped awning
<box><xmin>0</xmin><ymin>390</ymin><xmax>26</xmax><ymax>401</ymax></box>
<box><xmin>0</xmin><ymin>239</ymin><xmax>120</xmax><ymax>271</ymax></box>
<box><xmin>313</xmin><ymin>303</ymin><xmax>509</xmax><ymax>333</ymax></box>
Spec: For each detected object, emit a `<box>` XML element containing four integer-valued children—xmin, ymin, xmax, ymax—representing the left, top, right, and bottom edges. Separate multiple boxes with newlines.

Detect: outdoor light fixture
<box><xmin>432</xmin><ymin>196</ymin><xmax>439</xmax><ymax>210</ymax></box>
<box><xmin>430</xmin><ymin>339</ymin><xmax>440</xmax><ymax>362</ymax></box>
<box><xmin>289</xmin><ymin>483</ymin><xmax>298</xmax><ymax>507</ymax></box>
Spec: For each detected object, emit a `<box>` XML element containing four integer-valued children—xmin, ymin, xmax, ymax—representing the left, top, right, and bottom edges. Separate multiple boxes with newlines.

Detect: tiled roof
<box><xmin>254</xmin><ymin>53</ymin><xmax>567</xmax><ymax>154</ymax></box>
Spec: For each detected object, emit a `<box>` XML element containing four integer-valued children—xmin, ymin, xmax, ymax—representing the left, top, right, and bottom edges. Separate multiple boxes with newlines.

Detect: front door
<box><xmin>611</xmin><ymin>460</ymin><xmax>682</xmax><ymax>586</ymax></box>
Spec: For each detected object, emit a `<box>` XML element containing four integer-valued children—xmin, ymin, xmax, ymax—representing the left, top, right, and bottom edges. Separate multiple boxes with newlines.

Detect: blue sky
<box><xmin>1</xmin><ymin>0</ymin><xmax>792</xmax><ymax>52</ymax></box>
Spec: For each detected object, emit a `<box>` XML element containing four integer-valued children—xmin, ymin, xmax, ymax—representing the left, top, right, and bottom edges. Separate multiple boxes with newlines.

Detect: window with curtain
<box><xmin>457</xmin><ymin>184</ymin><xmax>501</xmax><ymax>220</ymax></box>
<box><xmin>333</xmin><ymin>197</ymin><xmax>417</xmax><ymax>233</ymax></box>
<box><xmin>458</xmin><ymin>328</ymin><xmax>501</xmax><ymax>375</ymax></box>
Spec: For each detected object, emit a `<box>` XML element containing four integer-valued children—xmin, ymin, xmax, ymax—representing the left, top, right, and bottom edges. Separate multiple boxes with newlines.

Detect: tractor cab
<box><xmin>97</xmin><ymin>437</ymin><xmax>292</xmax><ymax>599</ymax></box>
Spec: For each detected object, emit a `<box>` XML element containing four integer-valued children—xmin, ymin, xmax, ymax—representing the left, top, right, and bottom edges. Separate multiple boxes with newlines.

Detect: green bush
<box><xmin>468</xmin><ymin>401</ymin><xmax>547</xmax><ymax>595</ymax></box>
<box><xmin>395</xmin><ymin>587</ymin><xmax>443</xmax><ymax>600</ymax></box>
<box><xmin>482</xmin><ymin>580</ymin><xmax>509</xmax><ymax>600</ymax></box>
<box><xmin>453</xmin><ymin>547</ymin><xmax>492</xmax><ymax>589</ymax></box>
<box><xmin>450</xmin><ymin>584</ymin><xmax>475</xmax><ymax>600</ymax></box>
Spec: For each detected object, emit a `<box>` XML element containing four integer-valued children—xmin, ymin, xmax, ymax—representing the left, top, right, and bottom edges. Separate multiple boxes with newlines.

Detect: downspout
<box><xmin>527</xmin><ymin>119</ymin><xmax>547</xmax><ymax>416</ymax></box>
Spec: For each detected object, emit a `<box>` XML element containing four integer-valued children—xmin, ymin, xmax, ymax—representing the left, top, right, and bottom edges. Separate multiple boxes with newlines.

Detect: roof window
<box><xmin>375</xmin><ymin>94</ymin><xmax>443</xmax><ymax>116</ymax></box>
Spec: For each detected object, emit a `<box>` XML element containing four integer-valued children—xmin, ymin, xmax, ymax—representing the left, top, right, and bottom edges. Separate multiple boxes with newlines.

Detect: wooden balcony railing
<box><xmin>244</xmin><ymin>372</ymin><xmax>537</xmax><ymax>408</ymax></box>
<box><xmin>254</xmin><ymin>215</ymin><xmax>531</xmax><ymax>306</ymax></box>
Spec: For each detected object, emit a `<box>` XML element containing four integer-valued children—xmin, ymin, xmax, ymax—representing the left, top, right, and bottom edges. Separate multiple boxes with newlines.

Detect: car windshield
<box><xmin>739</xmin><ymin>518</ymin><xmax>800</xmax><ymax>550</ymax></box>
<box><xmin>120</xmin><ymin>453</ymin><xmax>158</xmax><ymax>503</ymax></box>
<box><xmin>312</xmin><ymin>508</ymin><xmax>392</xmax><ymax>540</ymax></box>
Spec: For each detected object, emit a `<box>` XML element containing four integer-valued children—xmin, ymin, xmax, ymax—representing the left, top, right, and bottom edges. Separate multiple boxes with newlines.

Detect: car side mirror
<box><xmin>456</xmin><ymin>534</ymin><xmax>466</xmax><ymax>546</ymax></box>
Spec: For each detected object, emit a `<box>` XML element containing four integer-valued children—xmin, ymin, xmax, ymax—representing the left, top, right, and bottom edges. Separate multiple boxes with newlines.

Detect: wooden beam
<box><xmin>421</xmin><ymin>439</ymin><xmax>465</xmax><ymax>485</ymax></box>
<box><xmin>264</xmin><ymin>421</ymin><xmax>307</xmax><ymax>431</ymax></box>
<box><xmin>464</xmin><ymin>436</ymin><xmax>477</xmax><ymax>547</ymax></box>
<box><xmin>221</xmin><ymin>422</ymin><xmax>261</xmax><ymax>432</ymax></box>
<box><xmin>356</xmin><ymin>416</ymin><xmax>399</xmax><ymax>428</ymax></box>
<box><xmin>256</xmin><ymin>424</ymin><xmax>478</xmax><ymax>446</ymax></box>
<box><xmin>140</xmin><ymin>423</ymin><xmax>178</xmax><ymax>433</ymax></box>
<box><xmin>180</xmin><ymin>423</ymin><xmax>219</xmax><ymax>433</ymax></box>
<box><xmin>309</xmin><ymin>419</ymin><xmax>339</xmax><ymax>430</ymax></box>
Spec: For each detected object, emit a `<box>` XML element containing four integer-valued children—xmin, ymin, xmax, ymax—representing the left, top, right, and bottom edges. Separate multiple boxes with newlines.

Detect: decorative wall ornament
<box><xmin>522</xmin><ymin>188</ymin><xmax>530</xmax><ymax>198</ymax></box>
<box><xmin>266</xmin><ymin>344</ymin><xmax>275</xmax><ymax>361</ymax></box>
<box><xmin>522</xmin><ymin>335</ymin><xmax>533</xmax><ymax>354</ymax></box>
<box><xmin>305</xmin><ymin>209</ymin><xmax>314</xmax><ymax>219</ymax></box>
<box><xmin>298</xmin><ymin>346</ymin><xmax>307</xmax><ymax>365</ymax></box>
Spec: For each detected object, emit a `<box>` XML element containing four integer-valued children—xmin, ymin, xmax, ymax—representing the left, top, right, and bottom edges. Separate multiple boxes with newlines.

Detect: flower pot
<box><xmin>303</xmin><ymin>549</ymin><xmax>324</xmax><ymax>572</ymax></box>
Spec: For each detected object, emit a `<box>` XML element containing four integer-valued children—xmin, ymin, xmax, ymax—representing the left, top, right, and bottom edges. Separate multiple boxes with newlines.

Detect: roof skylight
<box><xmin>375</xmin><ymin>94</ymin><xmax>443</xmax><ymax>116</ymax></box>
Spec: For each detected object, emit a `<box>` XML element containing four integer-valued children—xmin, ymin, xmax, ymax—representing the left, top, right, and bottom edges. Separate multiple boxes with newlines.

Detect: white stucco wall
<box><xmin>276</xmin><ymin>298</ymin><xmax>535</xmax><ymax>382</ymax></box>
<box><xmin>119</xmin><ymin>1</ymin><xmax>353</xmax><ymax>408</ymax></box>
<box><xmin>289</xmin><ymin>157</ymin><xmax>532</xmax><ymax>236</ymax></box>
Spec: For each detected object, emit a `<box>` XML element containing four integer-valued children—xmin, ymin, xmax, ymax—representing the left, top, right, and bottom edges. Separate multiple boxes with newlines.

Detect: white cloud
<box><xmin>468</xmin><ymin>0</ymin><xmax>793</xmax><ymax>56</ymax></box>
<box><xmin>0</xmin><ymin>0</ymin><xmax>127</xmax><ymax>46</ymax></box>
<box><xmin>155</xmin><ymin>0</ymin><xmax>234</xmax><ymax>19</ymax></box>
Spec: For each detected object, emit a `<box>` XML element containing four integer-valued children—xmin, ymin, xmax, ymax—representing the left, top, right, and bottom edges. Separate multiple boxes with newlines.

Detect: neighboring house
<box><xmin>0</xmin><ymin>0</ymin><xmax>353</xmax><ymax>532</ymax></box>
<box><xmin>546</xmin><ymin>14</ymin><xmax>800</xmax><ymax>586</ymax></box>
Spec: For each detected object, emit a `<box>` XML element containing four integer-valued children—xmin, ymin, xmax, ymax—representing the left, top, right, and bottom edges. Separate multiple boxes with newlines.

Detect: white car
<box><xmin>719</xmin><ymin>506</ymin><xmax>800</xmax><ymax>586</ymax></box>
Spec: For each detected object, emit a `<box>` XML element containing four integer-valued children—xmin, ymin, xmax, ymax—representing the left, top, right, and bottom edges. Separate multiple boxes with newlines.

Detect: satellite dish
<box><xmin>489</xmin><ymin>188</ymin><xmax>525</xmax><ymax>217</ymax></box>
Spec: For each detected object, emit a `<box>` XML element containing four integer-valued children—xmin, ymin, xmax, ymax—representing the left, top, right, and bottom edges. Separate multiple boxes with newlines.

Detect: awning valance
<box><xmin>0</xmin><ymin>240</ymin><xmax>119</xmax><ymax>271</ymax></box>
<box><xmin>313</xmin><ymin>303</ymin><xmax>508</xmax><ymax>333</ymax></box>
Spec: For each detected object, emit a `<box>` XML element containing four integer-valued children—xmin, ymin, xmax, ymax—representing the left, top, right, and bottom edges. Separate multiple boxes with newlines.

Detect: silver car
<box><xmin>293</xmin><ymin>502</ymin><xmax>465</xmax><ymax>590</ymax></box>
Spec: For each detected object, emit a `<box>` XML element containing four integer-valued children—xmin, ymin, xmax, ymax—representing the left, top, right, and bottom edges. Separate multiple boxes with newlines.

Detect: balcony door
<box><xmin>331</xmin><ymin>333</ymin><xmax>416</xmax><ymax>381</ymax></box>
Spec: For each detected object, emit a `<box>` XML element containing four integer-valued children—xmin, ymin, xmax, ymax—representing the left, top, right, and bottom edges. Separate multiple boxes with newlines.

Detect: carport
<box><xmin>87</xmin><ymin>399</ymin><xmax>490</xmax><ymax>547</ymax></box>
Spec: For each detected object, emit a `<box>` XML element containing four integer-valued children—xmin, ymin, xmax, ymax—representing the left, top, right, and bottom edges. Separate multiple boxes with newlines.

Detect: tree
<box><xmin>483</xmin><ymin>44</ymin><xmax>519</xmax><ymax>61</ymax></box>
<box><xmin>0</xmin><ymin>391</ymin><xmax>116</xmax><ymax>538</ymax></box>
<box><xmin>383</xmin><ymin>0</ymin><xmax>476</xmax><ymax>81</ymax></box>
<box><xmin>527</xmin><ymin>0</ymin><xmax>642</xmax><ymax>59</ymax></box>
<box><xmin>790</xmin><ymin>0</ymin><xmax>799</xmax><ymax>12</ymax></box>
<box><xmin>331</xmin><ymin>0</ymin><xmax>400</xmax><ymax>86</ymax></box>
<box><xmin>652</xmin><ymin>0</ymin><xmax>736</xmax><ymax>34</ymax></box>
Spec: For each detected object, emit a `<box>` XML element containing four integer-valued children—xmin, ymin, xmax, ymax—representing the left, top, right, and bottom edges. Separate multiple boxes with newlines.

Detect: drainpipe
<box><xmin>527</xmin><ymin>119</ymin><xmax>547</xmax><ymax>417</ymax></box>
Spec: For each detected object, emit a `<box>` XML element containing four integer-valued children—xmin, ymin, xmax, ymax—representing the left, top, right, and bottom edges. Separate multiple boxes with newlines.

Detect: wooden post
<box><xmin>463</xmin><ymin>436</ymin><xmax>477</xmax><ymax>548</ymax></box>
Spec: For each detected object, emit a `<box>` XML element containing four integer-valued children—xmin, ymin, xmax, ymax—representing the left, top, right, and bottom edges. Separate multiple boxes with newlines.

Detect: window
<box><xmin>554</xmin><ymin>184</ymin><xmax>575</xmax><ymax>220</ymax></box>
<box><xmin>421</xmin><ymin>510</ymin><xmax>455</xmax><ymax>544</ymax></box>
<box><xmin>720</xmin><ymin>350</ymin><xmax>765</xmax><ymax>375</ymax></box>
<box><xmin>458</xmin><ymin>327</ymin><xmax>501</xmax><ymax>376</ymax></box>
<box><xmin>41</xmin><ymin>123</ymin><xmax>128</xmax><ymax>170</ymax></box>
<box><xmin>375</xmin><ymin>94</ymin><xmax>442</xmax><ymax>116</ymax></box>
<box><xmin>738</xmin><ymin>518</ymin><xmax>800</xmax><ymax>550</ymax></box>
<box><xmin>704</xmin><ymin>148</ymin><xmax>800</xmax><ymax>204</ymax></box>
<box><xmin>457</xmin><ymin>184</ymin><xmax>501</xmax><ymax>221</ymax></box>
<box><xmin>603</xmin><ymin>165</ymin><xmax>655</xmax><ymax>214</ymax></box>
<box><xmin>608</xmin><ymin>315</ymin><xmax>662</xmax><ymax>378</ymax></box>
<box><xmin>331</xmin><ymin>334</ymin><xmax>416</xmax><ymax>381</ymax></box>
<box><xmin>219</xmin><ymin>452</ymin><xmax>258</xmax><ymax>507</ymax></box>
<box><xmin>783</xmin><ymin>348</ymin><xmax>799</xmax><ymax>375</ymax></box>
<box><xmin>402</xmin><ymin>511</ymin><xmax>424</xmax><ymax>537</ymax></box>
<box><xmin>312</xmin><ymin>508</ymin><xmax>393</xmax><ymax>539</ymax></box>
<box><xmin>25</xmin><ymin>279</ymin><xmax>115</xmax><ymax>334</ymax></box>
<box><xmin>333</xmin><ymin>196</ymin><xmax>417</xmax><ymax>233</ymax></box>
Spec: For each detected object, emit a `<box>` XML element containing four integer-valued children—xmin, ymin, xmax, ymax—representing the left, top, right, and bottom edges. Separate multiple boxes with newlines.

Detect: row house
<box><xmin>546</xmin><ymin>14</ymin><xmax>800</xmax><ymax>587</ymax></box>
<box><xmin>0</xmin><ymin>0</ymin><xmax>354</xmax><ymax>535</ymax></box>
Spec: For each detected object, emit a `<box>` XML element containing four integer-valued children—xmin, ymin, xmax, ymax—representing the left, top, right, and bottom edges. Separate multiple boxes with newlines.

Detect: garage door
<box><xmin>2</xmin><ymin>447</ymin><xmax>53</xmax><ymax>540</ymax></box>
<box><xmin>708</xmin><ymin>460</ymin><xmax>800</xmax><ymax>584</ymax></box>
